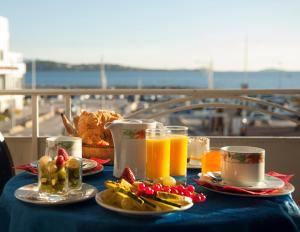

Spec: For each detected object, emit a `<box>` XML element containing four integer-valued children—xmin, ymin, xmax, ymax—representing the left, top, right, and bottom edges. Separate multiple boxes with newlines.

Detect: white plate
<box><xmin>95</xmin><ymin>191</ymin><xmax>193</xmax><ymax>217</ymax></box>
<box><xmin>15</xmin><ymin>183</ymin><xmax>98</xmax><ymax>205</ymax></box>
<box><xmin>200</xmin><ymin>174</ymin><xmax>285</xmax><ymax>191</ymax></box>
<box><xmin>201</xmin><ymin>182</ymin><xmax>295</xmax><ymax>198</ymax></box>
<box><xmin>31</xmin><ymin>158</ymin><xmax>97</xmax><ymax>171</ymax></box>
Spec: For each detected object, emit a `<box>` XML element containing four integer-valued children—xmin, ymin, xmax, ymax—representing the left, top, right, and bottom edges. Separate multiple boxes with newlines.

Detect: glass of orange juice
<box><xmin>165</xmin><ymin>126</ymin><xmax>188</xmax><ymax>183</ymax></box>
<box><xmin>201</xmin><ymin>147</ymin><xmax>222</xmax><ymax>175</ymax></box>
<box><xmin>146</xmin><ymin>128</ymin><xmax>170</xmax><ymax>180</ymax></box>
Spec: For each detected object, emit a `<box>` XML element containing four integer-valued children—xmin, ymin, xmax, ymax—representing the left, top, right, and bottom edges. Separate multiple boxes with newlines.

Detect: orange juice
<box><xmin>170</xmin><ymin>135</ymin><xmax>188</xmax><ymax>176</ymax></box>
<box><xmin>201</xmin><ymin>148</ymin><xmax>222</xmax><ymax>174</ymax></box>
<box><xmin>146</xmin><ymin>138</ymin><xmax>170</xmax><ymax>180</ymax></box>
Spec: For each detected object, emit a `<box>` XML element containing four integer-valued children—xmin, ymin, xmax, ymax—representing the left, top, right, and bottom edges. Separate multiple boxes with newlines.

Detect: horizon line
<box><xmin>24</xmin><ymin>58</ymin><xmax>300</xmax><ymax>72</ymax></box>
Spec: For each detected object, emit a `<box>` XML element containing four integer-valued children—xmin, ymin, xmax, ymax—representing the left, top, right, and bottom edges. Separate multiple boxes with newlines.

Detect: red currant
<box><xmin>184</xmin><ymin>190</ymin><xmax>193</xmax><ymax>198</ymax></box>
<box><xmin>153</xmin><ymin>184</ymin><xmax>162</xmax><ymax>192</ymax></box>
<box><xmin>193</xmin><ymin>193</ymin><xmax>207</xmax><ymax>202</ymax></box>
<box><xmin>176</xmin><ymin>184</ymin><xmax>185</xmax><ymax>192</ymax></box>
<box><xmin>187</xmin><ymin>185</ymin><xmax>195</xmax><ymax>192</ymax></box>
<box><xmin>199</xmin><ymin>193</ymin><xmax>207</xmax><ymax>202</ymax></box>
<box><xmin>138</xmin><ymin>183</ymin><xmax>146</xmax><ymax>192</ymax></box>
<box><xmin>171</xmin><ymin>187</ymin><xmax>179</xmax><ymax>194</ymax></box>
<box><xmin>162</xmin><ymin>186</ymin><xmax>171</xmax><ymax>193</ymax></box>
<box><xmin>145</xmin><ymin>187</ymin><xmax>155</xmax><ymax>195</ymax></box>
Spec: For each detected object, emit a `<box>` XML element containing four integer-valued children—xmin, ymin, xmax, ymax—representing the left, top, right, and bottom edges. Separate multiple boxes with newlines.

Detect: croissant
<box><xmin>77</xmin><ymin>110</ymin><xmax>122</xmax><ymax>146</ymax></box>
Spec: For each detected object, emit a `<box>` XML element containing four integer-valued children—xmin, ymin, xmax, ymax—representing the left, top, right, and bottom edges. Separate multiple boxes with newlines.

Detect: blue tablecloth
<box><xmin>1</xmin><ymin>167</ymin><xmax>300</xmax><ymax>232</ymax></box>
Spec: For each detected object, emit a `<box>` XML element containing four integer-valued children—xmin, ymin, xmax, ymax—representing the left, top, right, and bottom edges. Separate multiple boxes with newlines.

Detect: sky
<box><xmin>1</xmin><ymin>0</ymin><xmax>300</xmax><ymax>71</ymax></box>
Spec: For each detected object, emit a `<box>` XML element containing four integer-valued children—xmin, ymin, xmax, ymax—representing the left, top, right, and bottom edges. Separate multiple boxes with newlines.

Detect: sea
<box><xmin>25</xmin><ymin>70</ymin><xmax>300</xmax><ymax>89</ymax></box>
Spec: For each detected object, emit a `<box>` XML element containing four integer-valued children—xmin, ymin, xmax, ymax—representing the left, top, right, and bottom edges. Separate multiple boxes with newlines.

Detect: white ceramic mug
<box><xmin>46</xmin><ymin>136</ymin><xmax>82</xmax><ymax>158</ymax></box>
<box><xmin>221</xmin><ymin>146</ymin><xmax>265</xmax><ymax>187</ymax></box>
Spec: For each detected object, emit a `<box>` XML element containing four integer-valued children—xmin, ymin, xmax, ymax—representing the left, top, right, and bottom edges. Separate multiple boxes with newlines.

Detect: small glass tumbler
<box><xmin>188</xmin><ymin>136</ymin><xmax>210</xmax><ymax>167</ymax></box>
<box><xmin>201</xmin><ymin>147</ymin><xmax>222</xmax><ymax>175</ymax></box>
<box><xmin>146</xmin><ymin>128</ymin><xmax>170</xmax><ymax>180</ymax></box>
<box><xmin>165</xmin><ymin>126</ymin><xmax>188</xmax><ymax>183</ymax></box>
<box><xmin>66</xmin><ymin>157</ymin><xmax>82</xmax><ymax>190</ymax></box>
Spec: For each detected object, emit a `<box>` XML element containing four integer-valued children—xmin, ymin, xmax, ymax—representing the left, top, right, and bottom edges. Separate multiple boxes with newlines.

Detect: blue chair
<box><xmin>0</xmin><ymin>132</ymin><xmax>15</xmax><ymax>195</ymax></box>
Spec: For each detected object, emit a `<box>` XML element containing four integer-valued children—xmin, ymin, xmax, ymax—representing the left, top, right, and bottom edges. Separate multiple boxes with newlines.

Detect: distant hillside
<box><xmin>25</xmin><ymin>60</ymin><xmax>156</xmax><ymax>72</ymax></box>
<box><xmin>25</xmin><ymin>60</ymin><xmax>194</xmax><ymax>72</ymax></box>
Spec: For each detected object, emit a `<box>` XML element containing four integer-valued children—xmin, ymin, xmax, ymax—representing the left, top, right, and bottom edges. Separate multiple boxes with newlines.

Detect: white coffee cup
<box><xmin>46</xmin><ymin>136</ymin><xmax>82</xmax><ymax>158</ymax></box>
<box><xmin>220</xmin><ymin>146</ymin><xmax>265</xmax><ymax>187</ymax></box>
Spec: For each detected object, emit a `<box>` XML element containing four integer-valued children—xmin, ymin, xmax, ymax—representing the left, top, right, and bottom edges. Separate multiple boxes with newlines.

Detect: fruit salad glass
<box><xmin>38</xmin><ymin>155</ymin><xmax>68</xmax><ymax>197</ymax></box>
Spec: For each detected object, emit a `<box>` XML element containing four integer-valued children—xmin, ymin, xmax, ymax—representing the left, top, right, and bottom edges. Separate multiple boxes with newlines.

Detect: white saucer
<box><xmin>15</xmin><ymin>183</ymin><xmax>98</xmax><ymax>205</ymax></box>
<box><xmin>201</xmin><ymin>183</ymin><xmax>294</xmax><ymax>198</ymax></box>
<box><xmin>201</xmin><ymin>173</ymin><xmax>285</xmax><ymax>191</ymax></box>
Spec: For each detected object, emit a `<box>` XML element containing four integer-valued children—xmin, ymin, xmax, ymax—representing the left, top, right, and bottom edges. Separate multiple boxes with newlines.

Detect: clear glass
<box><xmin>188</xmin><ymin>136</ymin><xmax>210</xmax><ymax>167</ymax></box>
<box><xmin>66</xmin><ymin>157</ymin><xmax>82</xmax><ymax>190</ymax></box>
<box><xmin>165</xmin><ymin>126</ymin><xmax>188</xmax><ymax>183</ymax></box>
<box><xmin>38</xmin><ymin>154</ymin><xmax>68</xmax><ymax>198</ymax></box>
<box><xmin>201</xmin><ymin>147</ymin><xmax>222</xmax><ymax>175</ymax></box>
<box><xmin>145</xmin><ymin>128</ymin><xmax>170</xmax><ymax>180</ymax></box>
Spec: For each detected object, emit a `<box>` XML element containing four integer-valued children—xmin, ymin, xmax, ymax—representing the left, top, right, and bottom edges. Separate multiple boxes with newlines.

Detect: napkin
<box><xmin>84</xmin><ymin>157</ymin><xmax>110</xmax><ymax>173</ymax></box>
<box><xmin>14</xmin><ymin>164</ymin><xmax>38</xmax><ymax>174</ymax></box>
<box><xmin>193</xmin><ymin>171</ymin><xmax>294</xmax><ymax>195</ymax></box>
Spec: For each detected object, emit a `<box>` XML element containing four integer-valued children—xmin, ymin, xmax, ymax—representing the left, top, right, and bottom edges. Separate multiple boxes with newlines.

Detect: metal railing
<box><xmin>0</xmin><ymin>88</ymin><xmax>300</xmax><ymax>160</ymax></box>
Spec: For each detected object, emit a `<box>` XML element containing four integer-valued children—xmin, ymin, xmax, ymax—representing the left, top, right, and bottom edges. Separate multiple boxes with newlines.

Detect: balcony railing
<box><xmin>1</xmin><ymin>88</ymin><xmax>300</xmax><ymax>203</ymax></box>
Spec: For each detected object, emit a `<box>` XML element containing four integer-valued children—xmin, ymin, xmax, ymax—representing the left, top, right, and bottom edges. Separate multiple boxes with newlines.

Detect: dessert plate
<box><xmin>200</xmin><ymin>182</ymin><xmax>295</xmax><ymax>198</ymax></box>
<box><xmin>200</xmin><ymin>173</ymin><xmax>285</xmax><ymax>191</ymax></box>
<box><xmin>15</xmin><ymin>183</ymin><xmax>98</xmax><ymax>205</ymax></box>
<box><xmin>31</xmin><ymin>158</ymin><xmax>97</xmax><ymax>171</ymax></box>
<box><xmin>95</xmin><ymin>191</ymin><xmax>193</xmax><ymax>217</ymax></box>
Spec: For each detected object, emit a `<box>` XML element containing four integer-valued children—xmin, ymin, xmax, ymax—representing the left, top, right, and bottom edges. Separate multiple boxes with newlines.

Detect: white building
<box><xmin>0</xmin><ymin>16</ymin><xmax>26</xmax><ymax>112</ymax></box>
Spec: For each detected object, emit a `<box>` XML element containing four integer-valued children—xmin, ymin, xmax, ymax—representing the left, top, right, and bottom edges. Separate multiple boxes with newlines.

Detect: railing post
<box><xmin>64</xmin><ymin>95</ymin><xmax>72</xmax><ymax>121</ymax></box>
<box><xmin>32</xmin><ymin>95</ymin><xmax>39</xmax><ymax>160</ymax></box>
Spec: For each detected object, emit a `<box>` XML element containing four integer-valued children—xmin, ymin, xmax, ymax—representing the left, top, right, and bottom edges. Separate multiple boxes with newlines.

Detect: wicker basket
<box><xmin>82</xmin><ymin>144</ymin><xmax>114</xmax><ymax>165</ymax></box>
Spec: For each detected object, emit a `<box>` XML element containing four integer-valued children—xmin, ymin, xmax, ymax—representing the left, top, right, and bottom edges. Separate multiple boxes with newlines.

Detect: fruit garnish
<box><xmin>193</xmin><ymin>193</ymin><xmax>207</xmax><ymax>203</ymax></box>
<box><xmin>120</xmin><ymin>167</ymin><xmax>136</xmax><ymax>184</ymax></box>
<box><xmin>56</xmin><ymin>155</ymin><xmax>65</xmax><ymax>167</ymax></box>
<box><xmin>161</xmin><ymin>176</ymin><xmax>176</xmax><ymax>186</ymax></box>
<box><xmin>67</xmin><ymin>158</ymin><xmax>80</xmax><ymax>169</ymax></box>
<box><xmin>187</xmin><ymin>185</ymin><xmax>195</xmax><ymax>192</ymax></box>
<box><xmin>137</xmin><ymin>183</ymin><xmax>146</xmax><ymax>192</ymax></box>
<box><xmin>39</xmin><ymin>155</ymin><xmax>52</xmax><ymax>168</ymax></box>
<box><xmin>57</xmin><ymin>148</ymin><xmax>69</xmax><ymax>161</ymax></box>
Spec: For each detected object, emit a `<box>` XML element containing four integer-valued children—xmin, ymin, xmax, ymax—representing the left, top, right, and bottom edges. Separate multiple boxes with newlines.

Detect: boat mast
<box><xmin>242</xmin><ymin>36</ymin><xmax>248</xmax><ymax>89</ymax></box>
<box><xmin>207</xmin><ymin>59</ymin><xmax>214</xmax><ymax>89</ymax></box>
<box><xmin>32</xmin><ymin>59</ymin><xmax>36</xmax><ymax>89</ymax></box>
<box><xmin>100</xmin><ymin>58</ymin><xmax>107</xmax><ymax>107</ymax></box>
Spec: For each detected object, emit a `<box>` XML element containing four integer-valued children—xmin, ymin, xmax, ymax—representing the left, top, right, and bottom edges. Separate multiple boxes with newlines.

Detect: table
<box><xmin>1</xmin><ymin>167</ymin><xmax>300</xmax><ymax>232</ymax></box>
